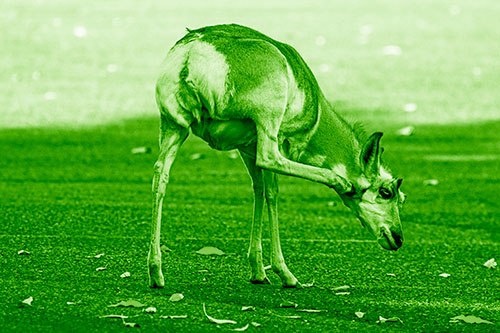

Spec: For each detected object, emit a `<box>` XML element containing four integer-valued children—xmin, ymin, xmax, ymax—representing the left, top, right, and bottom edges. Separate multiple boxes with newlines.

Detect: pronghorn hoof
<box><xmin>149</xmin><ymin>278</ymin><xmax>165</xmax><ymax>289</ymax></box>
<box><xmin>250</xmin><ymin>277</ymin><xmax>271</xmax><ymax>285</ymax></box>
<box><xmin>148</xmin><ymin>266</ymin><xmax>165</xmax><ymax>288</ymax></box>
<box><xmin>283</xmin><ymin>280</ymin><xmax>302</xmax><ymax>288</ymax></box>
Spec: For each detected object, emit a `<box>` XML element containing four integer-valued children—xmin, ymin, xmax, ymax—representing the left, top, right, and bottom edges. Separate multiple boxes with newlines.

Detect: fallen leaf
<box><xmin>377</xmin><ymin>316</ymin><xmax>403</xmax><ymax>324</ymax></box>
<box><xmin>423</xmin><ymin>179</ymin><xmax>439</xmax><ymax>186</ymax></box>
<box><xmin>120</xmin><ymin>272</ymin><xmax>131</xmax><ymax>278</ymax></box>
<box><xmin>100</xmin><ymin>314</ymin><xmax>129</xmax><ymax>319</ymax></box>
<box><xmin>396</xmin><ymin>126</ymin><xmax>414</xmax><ymax>136</ymax></box>
<box><xmin>450</xmin><ymin>315</ymin><xmax>493</xmax><ymax>324</ymax></box>
<box><xmin>96</xmin><ymin>267</ymin><xmax>106</xmax><ymax>271</ymax></box>
<box><xmin>280</xmin><ymin>300</ymin><xmax>298</xmax><ymax>308</ymax></box>
<box><xmin>160</xmin><ymin>245</ymin><xmax>172</xmax><ymax>252</ymax></box>
<box><xmin>196</xmin><ymin>246</ymin><xmax>224</xmax><ymax>256</ymax></box>
<box><xmin>386</xmin><ymin>273</ymin><xmax>396</xmax><ymax>277</ymax></box>
<box><xmin>94</xmin><ymin>253</ymin><xmax>105</xmax><ymax>258</ymax></box>
<box><xmin>241</xmin><ymin>306</ymin><xmax>255</xmax><ymax>311</ymax></box>
<box><xmin>198</xmin><ymin>269</ymin><xmax>209</xmax><ymax>273</ymax></box>
<box><xmin>169</xmin><ymin>293</ymin><xmax>184</xmax><ymax>302</ymax></box>
<box><xmin>296</xmin><ymin>309</ymin><xmax>326</xmax><ymax>313</ymax></box>
<box><xmin>67</xmin><ymin>301</ymin><xmax>82</xmax><ymax>305</ymax></box>
<box><xmin>302</xmin><ymin>279</ymin><xmax>315</xmax><ymax>288</ymax></box>
<box><xmin>483</xmin><ymin>258</ymin><xmax>497</xmax><ymax>269</ymax></box>
<box><xmin>251</xmin><ymin>322</ymin><xmax>261</xmax><ymax>327</ymax></box>
<box><xmin>21</xmin><ymin>297</ymin><xmax>33</xmax><ymax>306</ymax></box>
<box><xmin>122</xmin><ymin>320</ymin><xmax>140</xmax><ymax>328</ymax></box>
<box><xmin>17</xmin><ymin>250</ymin><xmax>30</xmax><ymax>255</ymax></box>
<box><xmin>231</xmin><ymin>324</ymin><xmax>250</xmax><ymax>331</ymax></box>
<box><xmin>131</xmin><ymin>147</ymin><xmax>151</xmax><ymax>155</ymax></box>
<box><xmin>264</xmin><ymin>265</ymin><xmax>271</xmax><ymax>271</ymax></box>
<box><xmin>144</xmin><ymin>307</ymin><xmax>157</xmax><ymax>313</ymax></box>
<box><xmin>355</xmin><ymin>311</ymin><xmax>365</xmax><ymax>318</ymax></box>
<box><xmin>160</xmin><ymin>315</ymin><xmax>188</xmax><ymax>319</ymax></box>
<box><xmin>439</xmin><ymin>273</ymin><xmax>450</xmax><ymax>278</ymax></box>
<box><xmin>160</xmin><ymin>315</ymin><xmax>187</xmax><ymax>319</ymax></box>
<box><xmin>109</xmin><ymin>299</ymin><xmax>146</xmax><ymax>308</ymax></box>
<box><xmin>203</xmin><ymin>303</ymin><xmax>237</xmax><ymax>324</ymax></box>
<box><xmin>333</xmin><ymin>285</ymin><xmax>350</xmax><ymax>290</ymax></box>
<box><xmin>335</xmin><ymin>292</ymin><xmax>350</xmax><ymax>296</ymax></box>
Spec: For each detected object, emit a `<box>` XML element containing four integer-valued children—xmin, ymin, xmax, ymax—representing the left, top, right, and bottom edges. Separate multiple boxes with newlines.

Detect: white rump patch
<box><xmin>187</xmin><ymin>41</ymin><xmax>230</xmax><ymax>115</ymax></box>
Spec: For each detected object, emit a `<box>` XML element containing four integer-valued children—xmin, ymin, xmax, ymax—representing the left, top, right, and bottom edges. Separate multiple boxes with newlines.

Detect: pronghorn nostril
<box><xmin>391</xmin><ymin>230</ymin><xmax>403</xmax><ymax>248</ymax></box>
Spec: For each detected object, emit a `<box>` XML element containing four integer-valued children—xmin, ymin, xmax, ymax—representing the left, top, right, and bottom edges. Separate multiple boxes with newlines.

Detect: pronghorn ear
<box><xmin>396</xmin><ymin>178</ymin><xmax>403</xmax><ymax>189</ymax></box>
<box><xmin>360</xmin><ymin>132</ymin><xmax>383</xmax><ymax>175</ymax></box>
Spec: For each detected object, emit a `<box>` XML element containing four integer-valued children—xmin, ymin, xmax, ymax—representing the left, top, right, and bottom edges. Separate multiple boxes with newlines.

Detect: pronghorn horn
<box><xmin>360</xmin><ymin>132</ymin><xmax>383</xmax><ymax>175</ymax></box>
<box><xmin>396</xmin><ymin>178</ymin><xmax>403</xmax><ymax>189</ymax></box>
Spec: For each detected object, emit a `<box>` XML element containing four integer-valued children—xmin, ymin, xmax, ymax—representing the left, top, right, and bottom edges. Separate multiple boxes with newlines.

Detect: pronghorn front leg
<box><xmin>263</xmin><ymin>170</ymin><xmax>301</xmax><ymax>288</ymax></box>
<box><xmin>148</xmin><ymin>123</ymin><xmax>188</xmax><ymax>288</ymax></box>
<box><xmin>255</xmin><ymin>126</ymin><xmax>349</xmax><ymax>192</ymax></box>
<box><xmin>240</xmin><ymin>152</ymin><xmax>269</xmax><ymax>284</ymax></box>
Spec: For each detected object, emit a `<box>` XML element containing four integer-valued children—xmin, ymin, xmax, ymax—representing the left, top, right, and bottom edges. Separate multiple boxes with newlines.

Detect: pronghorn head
<box><xmin>340</xmin><ymin>132</ymin><xmax>405</xmax><ymax>251</ymax></box>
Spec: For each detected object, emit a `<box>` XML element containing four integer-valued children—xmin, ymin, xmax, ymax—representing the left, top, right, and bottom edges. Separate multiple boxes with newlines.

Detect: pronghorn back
<box><xmin>156</xmin><ymin>24</ymin><xmax>324</xmax><ymax>154</ymax></box>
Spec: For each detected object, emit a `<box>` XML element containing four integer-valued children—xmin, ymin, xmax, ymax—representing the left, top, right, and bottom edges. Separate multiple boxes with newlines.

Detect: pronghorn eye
<box><xmin>379</xmin><ymin>187</ymin><xmax>393</xmax><ymax>199</ymax></box>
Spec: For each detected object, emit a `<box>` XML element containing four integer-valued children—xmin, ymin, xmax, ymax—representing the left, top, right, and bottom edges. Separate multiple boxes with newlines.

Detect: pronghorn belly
<box><xmin>191</xmin><ymin>118</ymin><xmax>257</xmax><ymax>151</ymax></box>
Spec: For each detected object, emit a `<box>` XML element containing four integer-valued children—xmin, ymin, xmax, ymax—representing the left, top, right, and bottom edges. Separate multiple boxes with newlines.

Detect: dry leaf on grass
<box><xmin>169</xmin><ymin>293</ymin><xmax>184</xmax><ymax>302</ymax></box>
<box><xmin>335</xmin><ymin>292</ymin><xmax>350</xmax><ymax>296</ymax></box>
<box><xmin>143</xmin><ymin>307</ymin><xmax>157</xmax><ymax>313</ymax></box>
<box><xmin>333</xmin><ymin>285</ymin><xmax>350</xmax><ymax>290</ymax></box>
<box><xmin>122</xmin><ymin>318</ymin><xmax>140</xmax><ymax>328</ymax></box>
<box><xmin>203</xmin><ymin>303</ymin><xmax>237</xmax><ymax>324</ymax></box>
<box><xmin>355</xmin><ymin>311</ymin><xmax>365</xmax><ymax>318</ymax></box>
<box><xmin>377</xmin><ymin>316</ymin><xmax>403</xmax><ymax>324</ymax></box>
<box><xmin>160</xmin><ymin>245</ymin><xmax>172</xmax><ymax>253</ymax></box>
<box><xmin>386</xmin><ymin>273</ymin><xmax>396</xmax><ymax>277</ymax></box>
<box><xmin>241</xmin><ymin>306</ymin><xmax>255</xmax><ymax>311</ymax></box>
<box><xmin>96</xmin><ymin>267</ymin><xmax>106</xmax><ymax>271</ymax></box>
<box><xmin>251</xmin><ymin>322</ymin><xmax>261</xmax><ymax>327</ymax></box>
<box><xmin>231</xmin><ymin>324</ymin><xmax>250</xmax><ymax>331</ymax></box>
<box><xmin>21</xmin><ymin>297</ymin><xmax>33</xmax><ymax>307</ymax></box>
<box><xmin>100</xmin><ymin>314</ymin><xmax>129</xmax><ymax>319</ymax></box>
<box><xmin>280</xmin><ymin>300</ymin><xmax>298</xmax><ymax>308</ymax></box>
<box><xmin>483</xmin><ymin>258</ymin><xmax>497</xmax><ymax>269</ymax></box>
<box><xmin>108</xmin><ymin>299</ymin><xmax>146</xmax><ymax>308</ymax></box>
<box><xmin>296</xmin><ymin>309</ymin><xmax>326</xmax><ymax>313</ymax></box>
<box><xmin>439</xmin><ymin>273</ymin><xmax>450</xmax><ymax>278</ymax></box>
<box><xmin>160</xmin><ymin>315</ymin><xmax>188</xmax><ymax>319</ymax></box>
<box><xmin>196</xmin><ymin>246</ymin><xmax>225</xmax><ymax>256</ymax></box>
<box><xmin>450</xmin><ymin>315</ymin><xmax>493</xmax><ymax>324</ymax></box>
<box><xmin>120</xmin><ymin>272</ymin><xmax>131</xmax><ymax>278</ymax></box>
<box><xmin>17</xmin><ymin>250</ymin><xmax>30</xmax><ymax>255</ymax></box>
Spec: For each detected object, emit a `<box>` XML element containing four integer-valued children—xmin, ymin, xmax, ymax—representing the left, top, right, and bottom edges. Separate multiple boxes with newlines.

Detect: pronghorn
<box><xmin>149</xmin><ymin>24</ymin><xmax>405</xmax><ymax>288</ymax></box>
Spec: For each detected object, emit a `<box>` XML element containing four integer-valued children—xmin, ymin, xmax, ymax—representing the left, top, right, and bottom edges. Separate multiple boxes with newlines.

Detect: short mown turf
<box><xmin>0</xmin><ymin>117</ymin><xmax>498</xmax><ymax>331</ymax></box>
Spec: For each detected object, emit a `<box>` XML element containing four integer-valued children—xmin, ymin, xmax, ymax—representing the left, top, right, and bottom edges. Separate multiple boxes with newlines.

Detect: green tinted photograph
<box><xmin>1</xmin><ymin>0</ymin><xmax>499</xmax><ymax>331</ymax></box>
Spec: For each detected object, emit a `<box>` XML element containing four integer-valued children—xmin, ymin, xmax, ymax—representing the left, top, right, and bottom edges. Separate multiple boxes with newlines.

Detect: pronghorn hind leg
<box><xmin>240</xmin><ymin>151</ymin><xmax>270</xmax><ymax>284</ymax></box>
<box><xmin>148</xmin><ymin>119</ymin><xmax>188</xmax><ymax>288</ymax></box>
<box><xmin>263</xmin><ymin>170</ymin><xmax>301</xmax><ymax>288</ymax></box>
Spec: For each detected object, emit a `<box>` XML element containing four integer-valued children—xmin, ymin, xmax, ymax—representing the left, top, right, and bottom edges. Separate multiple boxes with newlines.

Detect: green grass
<box><xmin>0</xmin><ymin>118</ymin><xmax>499</xmax><ymax>331</ymax></box>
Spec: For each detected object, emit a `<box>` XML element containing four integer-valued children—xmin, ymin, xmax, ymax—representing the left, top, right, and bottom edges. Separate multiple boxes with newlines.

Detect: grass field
<box><xmin>1</xmin><ymin>119</ymin><xmax>499</xmax><ymax>331</ymax></box>
<box><xmin>1</xmin><ymin>0</ymin><xmax>500</xmax><ymax>332</ymax></box>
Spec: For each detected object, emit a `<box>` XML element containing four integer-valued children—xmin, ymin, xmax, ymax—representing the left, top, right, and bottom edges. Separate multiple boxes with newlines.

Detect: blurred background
<box><xmin>2</xmin><ymin>0</ymin><xmax>499</xmax><ymax>128</ymax></box>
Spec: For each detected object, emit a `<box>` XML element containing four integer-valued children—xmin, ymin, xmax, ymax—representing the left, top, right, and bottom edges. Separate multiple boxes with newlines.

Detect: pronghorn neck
<box><xmin>299</xmin><ymin>96</ymin><xmax>365</xmax><ymax>186</ymax></box>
